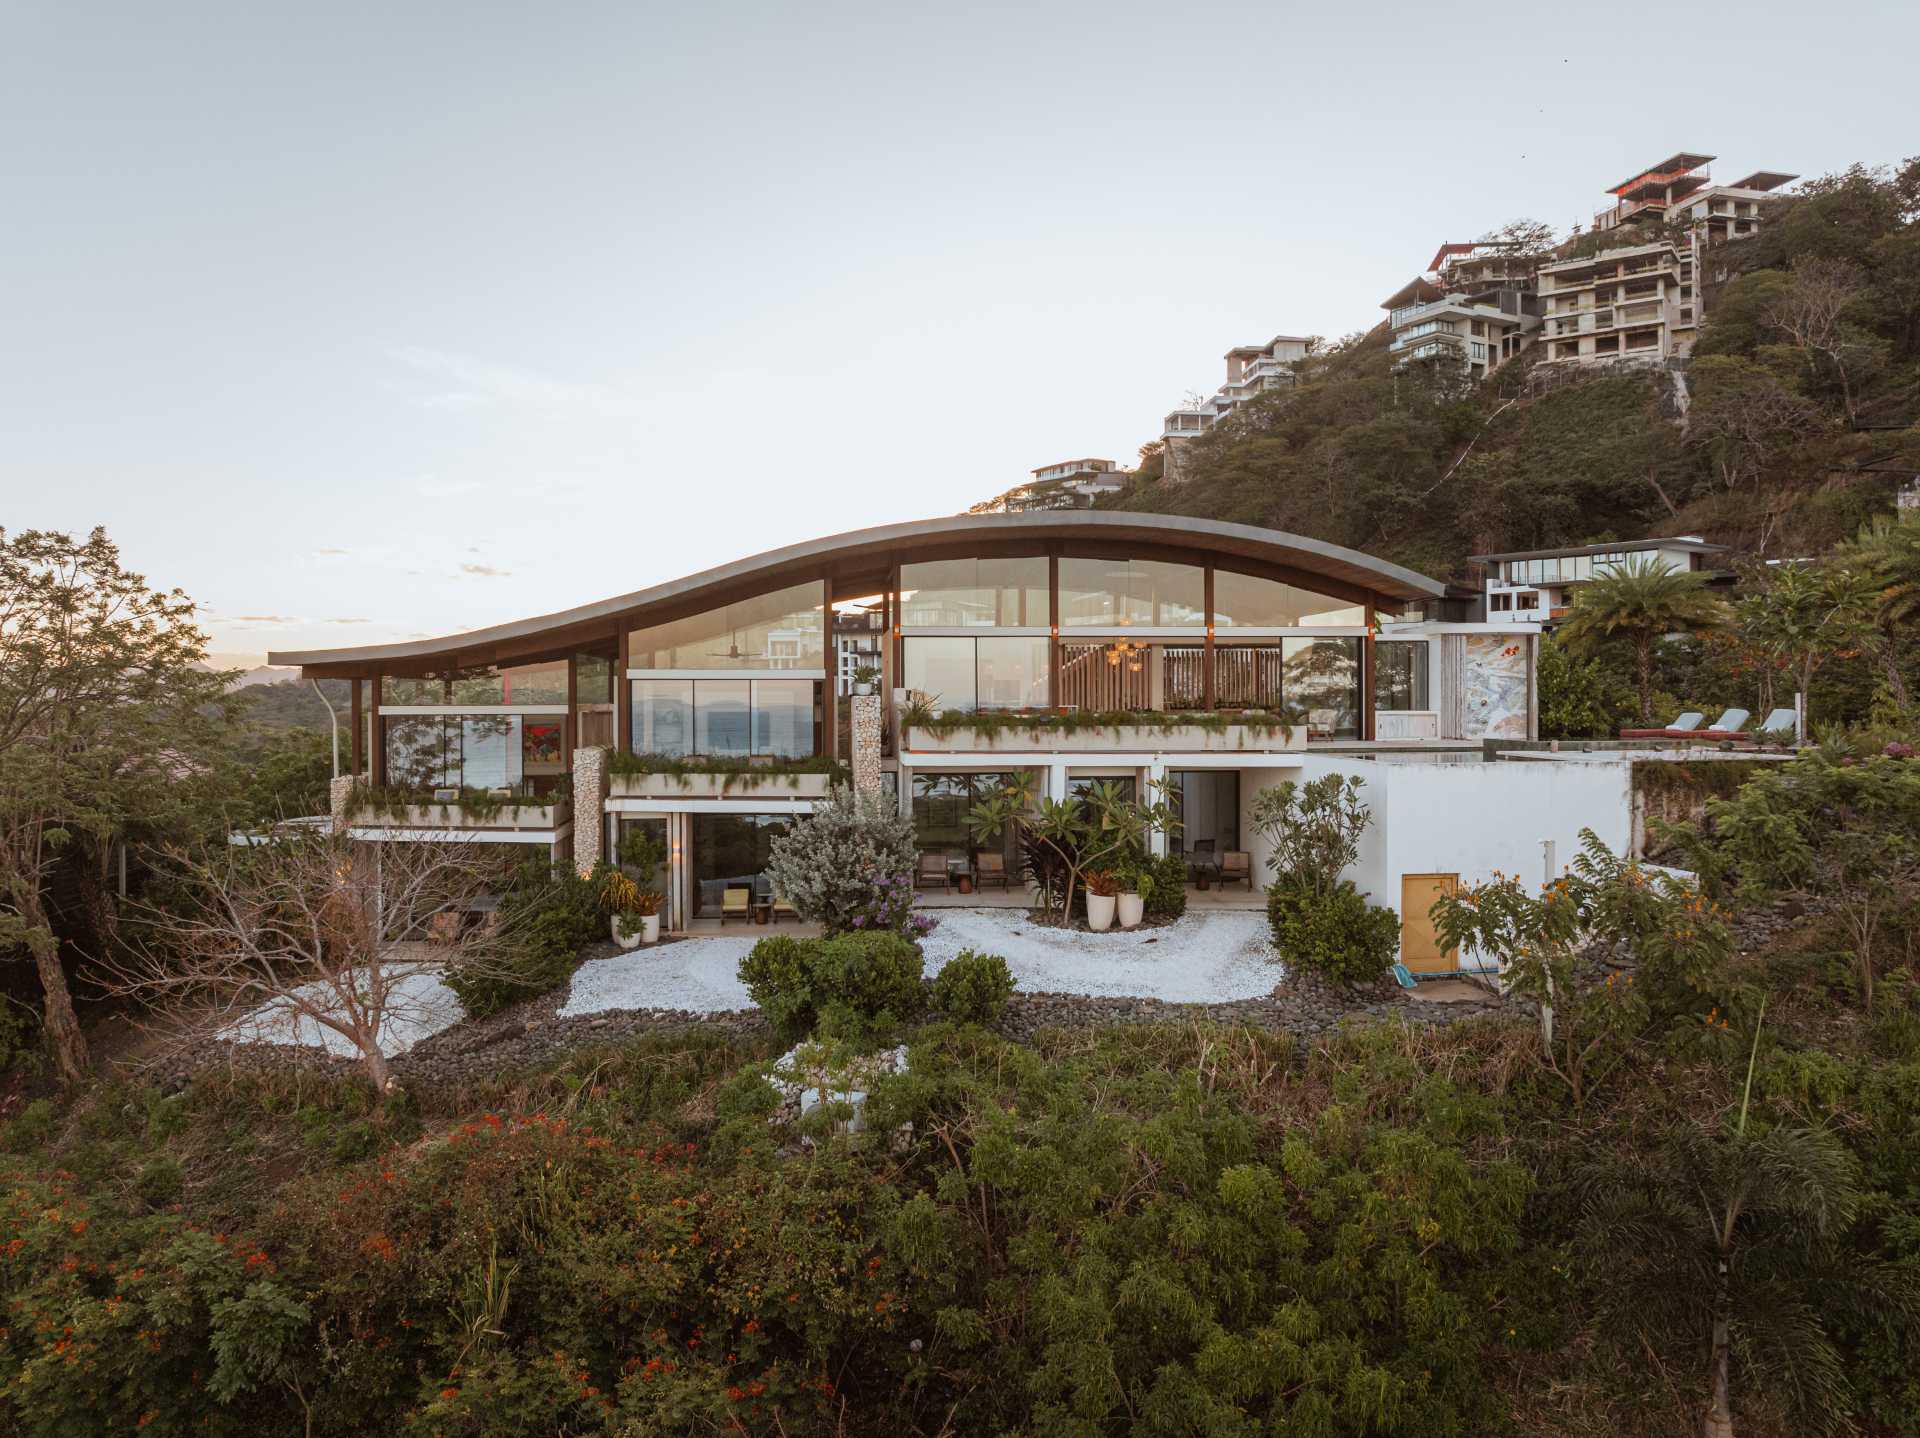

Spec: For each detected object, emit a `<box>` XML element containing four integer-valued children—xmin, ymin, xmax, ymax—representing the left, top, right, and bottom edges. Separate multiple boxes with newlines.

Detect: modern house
<box><xmin>273</xmin><ymin>512</ymin><xmax>1668</xmax><ymax>968</ymax></box>
<box><xmin>1469</xmin><ymin>536</ymin><xmax>1731</xmax><ymax>626</ymax></box>
<box><xmin>973</xmin><ymin>459</ymin><xmax>1128</xmax><ymax>515</ymax></box>
<box><xmin>1380</xmin><ymin>241</ymin><xmax>1543</xmax><ymax>381</ymax></box>
<box><xmin>1161</xmin><ymin>336</ymin><xmax>1311</xmax><ymax>481</ymax></box>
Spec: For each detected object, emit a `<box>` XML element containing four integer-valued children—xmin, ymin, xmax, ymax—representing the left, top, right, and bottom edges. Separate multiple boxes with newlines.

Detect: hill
<box><xmin>1099</xmin><ymin>159</ymin><xmax>1920</xmax><ymax>584</ymax></box>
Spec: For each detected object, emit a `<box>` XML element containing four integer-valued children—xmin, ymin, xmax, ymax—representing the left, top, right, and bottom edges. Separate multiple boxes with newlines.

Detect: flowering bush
<box><xmin>764</xmin><ymin>787</ymin><xmax>921</xmax><ymax>935</ymax></box>
<box><xmin>845</xmin><ymin>870</ymin><xmax>935</xmax><ymax>940</ymax></box>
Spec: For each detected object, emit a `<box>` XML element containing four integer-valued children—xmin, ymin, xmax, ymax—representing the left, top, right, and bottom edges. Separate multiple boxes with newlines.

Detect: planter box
<box><xmin>351</xmin><ymin>799</ymin><xmax>570</xmax><ymax>831</ymax></box>
<box><xmin>609</xmin><ymin>771</ymin><xmax>836</xmax><ymax>800</ymax></box>
<box><xmin>902</xmin><ymin>722</ymin><xmax>1302</xmax><ymax>755</ymax></box>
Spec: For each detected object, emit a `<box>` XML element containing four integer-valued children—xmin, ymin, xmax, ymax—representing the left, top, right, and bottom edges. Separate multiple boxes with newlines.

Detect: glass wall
<box><xmin>910</xmin><ymin>772</ymin><xmax>1022</xmax><ymax>873</ymax></box>
<box><xmin>902</xmin><ymin>636</ymin><xmax>1049</xmax><ymax>712</ymax></box>
<box><xmin>1281</xmin><ymin>637</ymin><xmax>1361</xmax><ymax>739</ymax></box>
<box><xmin>1375</xmin><ymin>640</ymin><xmax>1430</xmax><ymax>711</ymax></box>
<box><xmin>574</xmin><ymin>652</ymin><xmax>614</xmax><ymax>703</ymax></box>
<box><xmin>1212</xmin><ymin>570</ymin><xmax>1366</xmax><ymax>627</ymax></box>
<box><xmin>630</xmin><ymin>679</ymin><xmax>816</xmax><ymax>758</ymax></box>
<box><xmin>1059</xmin><ymin>557</ymin><xmax>1205</xmax><ymax>627</ymax></box>
<box><xmin>1170</xmin><ymin>770</ymin><xmax>1239</xmax><ymax>859</ymax></box>
<box><xmin>382</xmin><ymin>714</ymin><xmax>566</xmax><ymax>794</ymax></box>
<box><xmin>690</xmin><ymin>813</ymin><xmax>794</xmax><ymax>917</ymax></box>
<box><xmin>628</xmin><ymin>582</ymin><xmax>823</xmax><ymax>670</ymax></box>
<box><xmin>381</xmin><ymin>660</ymin><xmax>569</xmax><ymax>706</ymax></box>
<box><xmin>898</xmin><ymin>557</ymin><xmax>1049</xmax><ymax>627</ymax></box>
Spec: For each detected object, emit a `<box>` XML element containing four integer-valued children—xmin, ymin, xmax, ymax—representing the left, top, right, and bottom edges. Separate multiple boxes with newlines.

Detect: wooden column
<box><xmin>1202</xmin><ymin>566</ymin><xmax>1215</xmax><ymax>711</ymax></box>
<box><xmin>1047</xmin><ymin>550</ymin><xmax>1061</xmax><ymax>706</ymax></box>
<box><xmin>1361</xmin><ymin>609</ymin><xmax>1377</xmax><ymax>741</ymax></box>
<box><xmin>368</xmin><ymin>671</ymin><xmax>385</xmax><ymax>786</ymax></box>
<box><xmin>349</xmin><ymin>678</ymin><xmax>363</xmax><ymax>777</ymax></box>
<box><xmin>820</xmin><ymin>577</ymin><xmax>836</xmax><ymax>760</ymax></box>
<box><xmin>564</xmin><ymin>653</ymin><xmax>577</xmax><ymax>759</ymax></box>
<box><xmin>616</xmin><ymin>624</ymin><xmax>631</xmax><ymax>754</ymax></box>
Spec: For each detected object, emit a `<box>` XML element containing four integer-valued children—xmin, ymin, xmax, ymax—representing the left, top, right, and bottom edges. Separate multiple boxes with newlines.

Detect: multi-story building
<box><xmin>972</xmin><ymin>459</ymin><xmax>1127</xmax><ymax>515</ymax></box>
<box><xmin>832</xmin><ymin>609</ymin><xmax>885</xmax><ymax>694</ymax></box>
<box><xmin>1591</xmin><ymin>152</ymin><xmax>1796</xmax><ymax>241</ymax></box>
<box><xmin>1161</xmin><ymin>335</ymin><xmax>1311</xmax><ymax>480</ymax></box>
<box><xmin>1381</xmin><ymin>241</ymin><xmax>1543</xmax><ymax>381</ymax></box>
<box><xmin>275</xmin><ymin>512</ymin><xmax>1580</xmax><ymax>965</ymax></box>
<box><xmin>1470</xmin><ymin>536</ymin><xmax>1730</xmax><ymax>626</ymax></box>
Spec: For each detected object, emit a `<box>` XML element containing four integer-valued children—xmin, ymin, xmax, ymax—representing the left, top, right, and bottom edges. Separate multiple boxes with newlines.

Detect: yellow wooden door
<box><xmin>1400</xmin><ymin>873</ymin><xmax>1460</xmax><ymax>973</ymax></box>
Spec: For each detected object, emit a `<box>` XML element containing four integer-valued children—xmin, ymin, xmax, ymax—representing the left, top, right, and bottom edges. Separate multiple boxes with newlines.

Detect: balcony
<box><xmin>346</xmin><ymin>786</ymin><xmax>572</xmax><ymax>838</ymax></box>
<box><xmin>607</xmin><ymin>755</ymin><xmax>847</xmax><ymax>800</ymax></box>
<box><xmin>902</xmin><ymin>713</ymin><xmax>1305</xmax><ymax>755</ymax></box>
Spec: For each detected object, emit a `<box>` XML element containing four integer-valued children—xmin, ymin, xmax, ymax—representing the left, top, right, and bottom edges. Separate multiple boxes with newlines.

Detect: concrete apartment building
<box><xmin>1380</xmin><ymin>241</ymin><xmax>1544</xmax><ymax>381</ymax></box>
<box><xmin>1470</xmin><ymin>536</ymin><xmax>1730</xmax><ymax>626</ymax></box>
<box><xmin>972</xmin><ymin>459</ymin><xmax>1128</xmax><ymax>515</ymax></box>
<box><xmin>1161</xmin><ymin>335</ymin><xmax>1311</xmax><ymax>481</ymax></box>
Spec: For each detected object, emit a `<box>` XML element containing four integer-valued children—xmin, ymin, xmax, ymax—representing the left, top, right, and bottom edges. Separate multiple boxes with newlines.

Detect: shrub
<box><xmin>136</xmin><ymin>1156</ymin><xmax>185</xmax><ymax>1209</ymax></box>
<box><xmin>1267</xmin><ymin>879</ymin><xmax>1400</xmax><ymax>987</ymax></box>
<box><xmin>1133</xmin><ymin>852</ymin><xmax>1189</xmax><ymax>919</ymax></box>
<box><xmin>447</xmin><ymin>868</ymin><xmax>604</xmax><ymax>1019</ymax></box>
<box><xmin>764</xmin><ymin>786</ymin><xmax>920</xmax><ymax>934</ymax></box>
<box><xmin>737</xmin><ymin>931</ymin><xmax>926</xmax><ymax>1041</ymax></box>
<box><xmin>931</xmin><ymin>950</ymin><xmax>1016</xmax><ymax>1024</ymax></box>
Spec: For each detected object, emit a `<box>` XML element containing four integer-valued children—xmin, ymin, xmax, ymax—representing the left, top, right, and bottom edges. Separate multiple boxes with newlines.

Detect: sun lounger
<box><xmin>1696</xmin><ymin>708</ymin><xmax>1751</xmax><ymax>738</ymax></box>
<box><xmin>1620</xmin><ymin>710</ymin><xmax>1704</xmax><ymax>740</ymax></box>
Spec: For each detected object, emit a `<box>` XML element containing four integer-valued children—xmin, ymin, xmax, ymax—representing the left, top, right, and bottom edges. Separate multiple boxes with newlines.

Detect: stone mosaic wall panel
<box><xmin>1461</xmin><ymin>635</ymin><xmax>1529</xmax><ymax>739</ymax></box>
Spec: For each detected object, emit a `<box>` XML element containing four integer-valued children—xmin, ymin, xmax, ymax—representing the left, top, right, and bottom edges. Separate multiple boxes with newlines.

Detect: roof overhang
<box><xmin>1609</xmin><ymin>152</ymin><xmax>1713</xmax><ymax>193</ymax></box>
<box><xmin>270</xmin><ymin>512</ymin><xmax>1448</xmax><ymax>678</ymax></box>
<box><xmin>1729</xmin><ymin>170</ymin><xmax>1796</xmax><ymax>193</ymax></box>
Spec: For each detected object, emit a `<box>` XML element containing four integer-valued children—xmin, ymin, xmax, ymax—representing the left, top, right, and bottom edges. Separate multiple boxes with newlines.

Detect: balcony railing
<box><xmin>347</xmin><ymin>787</ymin><xmax>572</xmax><ymax>834</ymax></box>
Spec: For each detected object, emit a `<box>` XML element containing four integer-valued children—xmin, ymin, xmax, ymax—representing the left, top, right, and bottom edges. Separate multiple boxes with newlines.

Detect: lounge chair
<box><xmin>1620</xmin><ymin>711</ymin><xmax>1704</xmax><ymax>740</ymax></box>
<box><xmin>1218</xmin><ymin>851</ymin><xmax>1253</xmax><ymax>891</ymax></box>
<box><xmin>720</xmin><ymin>886</ymin><xmax>752</xmax><ymax>925</ymax></box>
<box><xmin>915</xmin><ymin>853</ymin><xmax>951</xmax><ymax>892</ymax></box>
<box><xmin>1697</xmin><ymin>708</ymin><xmax>1751</xmax><ymax>738</ymax></box>
<box><xmin>770</xmin><ymin>894</ymin><xmax>799</xmax><ymax>923</ymax></box>
<box><xmin>1745</xmin><ymin>707</ymin><xmax>1800</xmax><ymax>741</ymax></box>
<box><xmin>975</xmin><ymin>852</ymin><xmax>1010</xmax><ymax>890</ymax></box>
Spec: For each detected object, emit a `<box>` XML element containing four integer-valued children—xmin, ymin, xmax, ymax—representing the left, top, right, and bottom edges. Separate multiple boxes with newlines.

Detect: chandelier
<box><xmin>1104</xmin><ymin>637</ymin><xmax>1145</xmax><ymax>672</ymax></box>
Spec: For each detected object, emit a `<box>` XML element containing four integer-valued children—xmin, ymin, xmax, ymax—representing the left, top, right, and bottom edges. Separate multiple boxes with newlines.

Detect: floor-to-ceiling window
<box><xmin>910</xmin><ymin>772</ymin><xmax>1024</xmax><ymax>874</ymax></box>
<box><xmin>1281</xmin><ymin>637</ymin><xmax>1362</xmax><ymax>739</ymax></box>
<box><xmin>1170</xmin><ymin>771</ymin><xmax>1239</xmax><ymax>859</ymax></box>
<box><xmin>1375</xmin><ymin>640</ymin><xmax>1430</xmax><ymax>712</ymax></box>
<box><xmin>629</xmin><ymin>679</ymin><xmax>817</xmax><ymax>758</ymax></box>
<box><xmin>690</xmin><ymin>813</ymin><xmax>795</xmax><ymax>916</ymax></box>
<box><xmin>382</xmin><ymin>714</ymin><xmax>567</xmax><ymax>794</ymax></box>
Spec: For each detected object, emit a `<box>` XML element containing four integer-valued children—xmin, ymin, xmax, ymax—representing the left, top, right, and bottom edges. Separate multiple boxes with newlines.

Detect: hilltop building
<box><xmin>1469</xmin><ymin>536</ymin><xmax>1730</xmax><ymax>626</ymax></box>
<box><xmin>1161</xmin><ymin>335</ymin><xmax>1311</xmax><ymax>482</ymax></box>
<box><xmin>1380</xmin><ymin>240</ymin><xmax>1544</xmax><ymax>381</ymax></box>
<box><xmin>972</xmin><ymin>458</ymin><xmax>1128</xmax><ymax>514</ymax></box>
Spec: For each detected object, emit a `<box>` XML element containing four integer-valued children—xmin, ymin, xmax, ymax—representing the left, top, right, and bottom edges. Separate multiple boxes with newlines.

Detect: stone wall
<box><xmin>850</xmin><ymin>695</ymin><xmax>884</xmax><ymax>796</ymax></box>
<box><xmin>571</xmin><ymin>746</ymin><xmax>609</xmax><ymax>876</ymax></box>
<box><xmin>329</xmin><ymin>775</ymin><xmax>356</xmax><ymax>835</ymax></box>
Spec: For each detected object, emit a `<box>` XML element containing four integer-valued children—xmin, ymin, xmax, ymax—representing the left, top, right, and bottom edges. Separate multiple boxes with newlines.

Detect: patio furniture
<box><xmin>770</xmin><ymin>895</ymin><xmax>799</xmax><ymax>923</ymax></box>
<box><xmin>1619</xmin><ymin>710</ymin><xmax>1703</xmax><ymax>740</ymax></box>
<box><xmin>1187</xmin><ymin>840</ymin><xmax>1219</xmax><ymax>887</ymax></box>
<box><xmin>720</xmin><ymin>886</ymin><xmax>752</xmax><ymax>925</ymax></box>
<box><xmin>1744</xmin><ymin>707</ymin><xmax>1800</xmax><ymax>742</ymax></box>
<box><xmin>1696</xmin><ymin>707</ymin><xmax>1752</xmax><ymax>739</ymax></box>
<box><xmin>975</xmin><ymin>852</ymin><xmax>1010</xmax><ymax>890</ymax></box>
<box><xmin>427</xmin><ymin>909</ymin><xmax>461</xmax><ymax>944</ymax></box>
<box><xmin>915</xmin><ymin>853</ymin><xmax>952</xmax><ymax>891</ymax></box>
<box><xmin>1217</xmin><ymin>851</ymin><xmax>1253</xmax><ymax>891</ymax></box>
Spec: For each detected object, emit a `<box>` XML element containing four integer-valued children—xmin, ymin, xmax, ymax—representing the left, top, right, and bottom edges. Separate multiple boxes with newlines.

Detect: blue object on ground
<box><xmin>1390</xmin><ymin>962</ymin><xmax>1416</xmax><ymax>989</ymax></box>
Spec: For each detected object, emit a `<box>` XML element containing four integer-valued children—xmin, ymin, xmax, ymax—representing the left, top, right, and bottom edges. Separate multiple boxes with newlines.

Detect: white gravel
<box><xmin>920</xmin><ymin>909</ymin><xmax>1280</xmax><ymax>1003</ymax></box>
<box><xmin>558</xmin><ymin>937</ymin><xmax>760</xmax><ymax>1016</ymax></box>
<box><xmin>220</xmin><ymin>966</ymin><xmax>465</xmax><ymax>1058</ymax></box>
<box><xmin>554</xmin><ymin>910</ymin><xmax>1281</xmax><ymax>1018</ymax></box>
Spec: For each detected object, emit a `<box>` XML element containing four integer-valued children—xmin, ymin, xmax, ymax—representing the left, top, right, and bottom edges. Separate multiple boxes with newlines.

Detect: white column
<box><xmin>1145</xmin><ymin>758</ymin><xmax>1168</xmax><ymax>857</ymax></box>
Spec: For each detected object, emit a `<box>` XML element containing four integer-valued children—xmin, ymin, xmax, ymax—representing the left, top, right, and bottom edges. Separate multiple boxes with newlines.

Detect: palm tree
<box><xmin>1576</xmin><ymin>1011</ymin><xmax>1913</xmax><ymax>1437</ymax></box>
<box><xmin>1835</xmin><ymin>512</ymin><xmax>1920</xmax><ymax>714</ymax></box>
<box><xmin>1558</xmin><ymin>555</ymin><xmax>1731</xmax><ymax>726</ymax></box>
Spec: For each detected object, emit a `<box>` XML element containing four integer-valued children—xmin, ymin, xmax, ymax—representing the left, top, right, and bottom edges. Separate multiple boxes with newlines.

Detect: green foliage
<box><xmin>968</xmin><ymin>775</ymin><xmax>1181</xmax><ymax>923</ymax></box>
<box><xmin>1558</xmin><ymin>555</ymin><xmax>1732</xmax><ymax>726</ymax></box>
<box><xmin>737</xmin><ymin>930</ymin><xmax>926</xmax><ymax>1042</ymax></box>
<box><xmin>606</xmin><ymin>750</ymin><xmax>851</xmax><ymax>790</ymax></box>
<box><xmin>763</xmin><ymin>786</ymin><xmax>921</xmax><ymax>934</ymax></box>
<box><xmin>1266</xmin><ymin>879</ymin><xmax>1400</xmax><ymax>987</ymax></box>
<box><xmin>929</xmin><ymin>950</ymin><xmax>1015</xmax><ymax>1024</ymax></box>
<box><xmin>1247</xmin><ymin>773</ymin><xmax>1372</xmax><ymax>898</ymax></box>
<box><xmin>1115</xmin><ymin>850</ymin><xmax>1190</xmax><ymax>919</ymax></box>
<box><xmin>905</xmin><ymin>707</ymin><xmax>1292</xmax><ymax>741</ymax></box>
<box><xmin>1536</xmin><ymin>631</ymin><xmax>1628</xmax><ymax>739</ymax></box>
<box><xmin>345</xmin><ymin>780</ymin><xmax>564</xmax><ymax>821</ymax></box>
<box><xmin>446</xmin><ymin>867</ymin><xmax>605</xmax><ymax>1019</ymax></box>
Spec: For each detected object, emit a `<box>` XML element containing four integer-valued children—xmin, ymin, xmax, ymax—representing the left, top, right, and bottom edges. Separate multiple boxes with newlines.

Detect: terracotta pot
<box><xmin>1116</xmin><ymin>892</ymin><xmax>1144</xmax><ymax>929</ymax></box>
<box><xmin>1086</xmin><ymin>893</ymin><xmax>1116</xmax><ymax>932</ymax></box>
<box><xmin>956</xmin><ymin>875</ymin><xmax>973</xmax><ymax>895</ymax></box>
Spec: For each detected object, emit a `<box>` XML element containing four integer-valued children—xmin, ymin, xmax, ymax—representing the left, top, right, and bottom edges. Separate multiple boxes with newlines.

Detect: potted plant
<box><xmin>1085</xmin><ymin>869</ymin><xmax>1118</xmax><ymax>932</ymax></box>
<box><xmin>851</xmin><ymin>664</ymin><xmax>879</xmax><ymax>697</ymax></box>
<box><xmin>1116</xmin><ymin>867</ymin><xmax>1145</xmax><ymax>930</ymax></box>
<box><xmin>602</xmin><ymin>870</ymin><xmax>643</xmax><ymax>947</ymax></box>
<box><xmin>612</xmin><ymin>907</ymin><xmax>646</xmax><ymax>951</ymax></box>
<box><xmin>632</xmin><ymin>890</ymin><xmax>662</xmax><ymax>945</ymax></box>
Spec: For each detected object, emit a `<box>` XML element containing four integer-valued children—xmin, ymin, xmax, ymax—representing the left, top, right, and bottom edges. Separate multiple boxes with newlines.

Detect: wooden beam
<box><xmin>564</xmin><ymin>652</ymin><xmax>577</xmax><ymax>760</ymax></box>
<box><xmin>820</xmin><ymin>577</ymin><xmax>836</xmax><ymax>760</ymax></box>
<box><xmin>349</xmin><ymin>678</ymin><xmax>363</xmax><ymax>777</ymax></box>
<box><xmin>1047</xmin><ymin>549</ymin><xmax>1061</xmax><ymax>706</ymax></box>
<box><xmin>616</xmin><ymin>625</ymin><xmax>631</xmax><ymax>754</ymax></box>
<box><xmin>368</xmin><ymin>671</ymin><xmax>385</xmax><ymax>786</ymax></box>
<box><xmin>1203</xmin><ymin>566</ymin><xmax>1215</xmax><ymax>711</ymax></box>
<box><xmin>1361</xmin><ymin>611</ymin><xmax>1377</xmax><ymax>741</ymax></box>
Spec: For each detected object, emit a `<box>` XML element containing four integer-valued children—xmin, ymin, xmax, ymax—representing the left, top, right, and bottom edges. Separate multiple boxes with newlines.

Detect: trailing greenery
<box><xmin>606</xmin><ymin>750</ymin><xmax>851</xmax><ymax>791</ymax></box>
<box><xmin>902</xmin><ymin>704</ymin><xmax>1292</xmax><ymax>742</ymax></box>
<box><xmin>345</xmin><ymin>779</ymin><xmax>568</xmax><ymax>822</ymax></box>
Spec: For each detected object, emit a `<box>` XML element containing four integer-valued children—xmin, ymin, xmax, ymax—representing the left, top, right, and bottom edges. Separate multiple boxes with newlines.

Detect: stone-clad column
<box><xmin>329</xmin><ymin>774</ymin><xmax>356</xmax><ymax>835</ymax></box>
<box><xmin>572</xmin><ymin>746</ymin><xmax>609</xmax><ymax>876</ymax></box>
<box><xmin>850</xmin><ymin>694</ymin><xmax>884</xmax><ymax>796</ymax></box>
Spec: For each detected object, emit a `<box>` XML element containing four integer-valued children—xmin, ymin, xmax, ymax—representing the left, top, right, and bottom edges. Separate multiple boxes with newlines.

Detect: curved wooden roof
<box><xmin>272</xmin><ymin>512</ymin><xmax>1445</xmax><ymax>676</ymax></box>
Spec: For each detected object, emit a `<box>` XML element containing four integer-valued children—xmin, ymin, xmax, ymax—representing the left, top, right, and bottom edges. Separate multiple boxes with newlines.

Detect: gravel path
<box><xmin>218</xmin><ymin>966</ymin><xmax>465</xmax><ymax>1058</ymax></box>
<box><xmin>559</xmin><ymin>937</ymin><xmax>760</xmax><ymax>1016</ymax></box>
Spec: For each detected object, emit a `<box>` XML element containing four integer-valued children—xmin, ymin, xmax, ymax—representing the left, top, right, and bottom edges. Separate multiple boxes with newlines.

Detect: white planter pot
<box><xmin>641</xmin><ymin>913</ymin><xmax>661</xmax><ymax>945</ymax></box>
<box><xmin>1086</xmin><ymin>893</ymin><xmax>1117</xmax><ymax>932</ymax></box>
<box><xmin>612</xmin><ymin>916</ymin><xmax>642</xmax><ymax>950</ymax></box>
<box><xmin>1116</xmin><ymin>892</ymin><xmax>1144</xmax><ymax>929</ymax></box>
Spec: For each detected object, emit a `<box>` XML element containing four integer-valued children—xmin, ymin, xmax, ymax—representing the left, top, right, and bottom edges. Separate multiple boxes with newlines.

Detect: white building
<box><xmin>1380</xmin><ymin>242</ymin><xmax>1543</xmax><ymax>381</ymax></box>
<box><xmin>1469</xmin><ymin>537</ymin><xmax>1729</xmax><ymax>626</ymax></box>
<box><xmin>1162</xmin><ymin>335</ymin><xmax>1312</xmax><ymax>480</ymax></box>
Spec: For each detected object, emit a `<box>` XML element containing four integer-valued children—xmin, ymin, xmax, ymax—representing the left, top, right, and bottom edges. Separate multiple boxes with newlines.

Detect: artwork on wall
<box><xmin>523</xmin><ymin>722</ymin><xmax>564</xmax><ymax>767</ymax></box>
<box><xmin>1461</xmin><ymin>636</ymin><xmax>1529</xmax><ymax>739</ymax></box>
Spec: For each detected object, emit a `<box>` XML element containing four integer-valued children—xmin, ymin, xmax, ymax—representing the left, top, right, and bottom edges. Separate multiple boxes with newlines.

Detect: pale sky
<box><xmin>4</xmin><ymin>0</ymin><xmax>1915</xmax><ymax>662</ymax></box>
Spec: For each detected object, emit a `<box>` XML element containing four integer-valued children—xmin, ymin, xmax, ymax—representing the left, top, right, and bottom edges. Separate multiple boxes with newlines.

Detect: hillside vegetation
<box><xmin>1109</xmin><ymin>160</ymin><xmax>1920</xmax><ymax>582</ymax></box>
